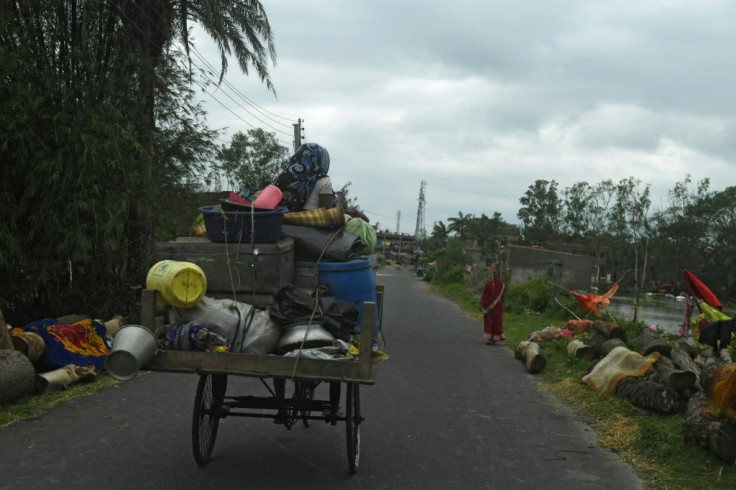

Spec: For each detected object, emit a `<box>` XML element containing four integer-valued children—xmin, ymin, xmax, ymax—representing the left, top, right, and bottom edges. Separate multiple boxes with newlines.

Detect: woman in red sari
<box><xmin>480</xmin><ymin>270</ymin><xmax>506</xmax><ymax>344</ymax></box>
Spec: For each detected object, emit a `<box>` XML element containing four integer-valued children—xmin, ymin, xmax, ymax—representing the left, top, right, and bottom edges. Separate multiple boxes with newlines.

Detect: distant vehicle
<box><xmin>416</xmin><ymin>265</ymin><xmax>425</xmax><ymax>277</ymax></box>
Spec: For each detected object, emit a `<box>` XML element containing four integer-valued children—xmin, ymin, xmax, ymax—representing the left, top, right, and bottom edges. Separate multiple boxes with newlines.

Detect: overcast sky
<box><xmin>192</xmin><ymin>0</ymin><xmax>736</xmax><ymax>235</ymax></box>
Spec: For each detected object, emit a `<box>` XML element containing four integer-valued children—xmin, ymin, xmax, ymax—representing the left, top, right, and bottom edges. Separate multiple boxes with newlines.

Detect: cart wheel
<box><xmin>295</xmin><ymin>381</ymin><xmax>316</xmax><ymax>427</ymax></box>
<box><xmin>345</xmin><ymin>383</ymin><xmax>361</xmax><ymax>474</ymax></box>
<box><xmin>192</xmin><ymin>374</ymin><xmax>227</xmax><ymax>466</ymax></box>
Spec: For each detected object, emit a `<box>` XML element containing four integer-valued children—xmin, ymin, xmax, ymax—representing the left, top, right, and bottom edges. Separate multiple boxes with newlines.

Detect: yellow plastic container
<box><xmin>146</xmin><ymin>260</ymin><xmax>207</xmax><ymax>308</ymax></box>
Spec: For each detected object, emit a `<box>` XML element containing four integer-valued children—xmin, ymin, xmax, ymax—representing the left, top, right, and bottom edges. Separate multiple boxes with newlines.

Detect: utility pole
<box><xmin>396</xmin><ymin>210</ymin><xmax>402</xmax><ymax>265</ymax></box>
<box><xmin>292</xmin><ymin>118</ymin><xmax>304</xmax><ymax>151</ymax></box>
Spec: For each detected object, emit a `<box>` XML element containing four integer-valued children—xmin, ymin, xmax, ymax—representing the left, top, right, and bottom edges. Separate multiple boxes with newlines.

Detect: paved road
<box><xmin>1</xmin><ymin>267</ymin><xmax>644</xmax><ymax>489</ymax></box>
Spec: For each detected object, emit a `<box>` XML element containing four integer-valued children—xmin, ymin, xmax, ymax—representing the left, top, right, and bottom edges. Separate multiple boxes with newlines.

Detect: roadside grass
<box><xmin>429</xmin><ymin>282</ymin><xmax>736</xmax><ymax>490</ymax></box>
<box><xmin>0</xmin><ymin>375</ymin><xmax>119</xmax><ymax>428</ymax></box>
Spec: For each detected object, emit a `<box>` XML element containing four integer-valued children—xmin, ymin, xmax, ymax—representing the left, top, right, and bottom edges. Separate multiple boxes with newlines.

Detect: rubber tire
<box><xmin>345</xmin><ymin>383</ymin><xmax>361</xmax><ymax>474</ymax></box>
<box><xmin>192</xmin><ymin>374</ymin><xmax>227</xmax><ymax>466</ymax></box>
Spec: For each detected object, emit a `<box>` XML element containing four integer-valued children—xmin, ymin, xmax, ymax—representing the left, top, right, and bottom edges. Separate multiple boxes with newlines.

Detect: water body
<box><xmin>605</xmin><ymin>297</ymin><xmax>688</xmax><ymax>334</ymax></box>
<box><xmin>606</xmin><ymin>297</ymin><xmax>735</xmax><ymax>334</ymax></box>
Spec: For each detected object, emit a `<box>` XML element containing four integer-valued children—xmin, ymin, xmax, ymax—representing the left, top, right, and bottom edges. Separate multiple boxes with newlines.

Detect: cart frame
<box><xmin>139</xmin><ymin>286</ymin><xmax>384</xmax><ymax>474</ymax></box>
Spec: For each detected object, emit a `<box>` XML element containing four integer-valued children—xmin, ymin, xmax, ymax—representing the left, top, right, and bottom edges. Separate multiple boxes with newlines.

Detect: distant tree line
<box><xmin>422</xmin><ymin>176</ymin><xmax>735</xmax><ymax>299</ymax></box>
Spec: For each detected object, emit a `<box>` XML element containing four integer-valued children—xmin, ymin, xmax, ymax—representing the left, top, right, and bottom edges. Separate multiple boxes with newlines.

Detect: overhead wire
<box><xmin>116</xmin><ymin>1</ymin><xmax>296</xmax><ymax>146</ymax></box>
<box><xmin>174</xmin><ymin>44</ymin><xmax>293</xmax><ymax>140</ymax></box>
<box><xmin>185</xmin><ymin>42</ymin><xmax>294</xmax><ymax>126</ymax></box>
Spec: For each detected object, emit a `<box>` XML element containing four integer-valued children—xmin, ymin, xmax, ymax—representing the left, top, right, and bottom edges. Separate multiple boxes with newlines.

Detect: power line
<box><xmin>116</xmin><ymin>1</ymin><xmax>295</xmax><ymax>145</ymax></box>
<box><xmin>186</xmin><ymin>43</ymin><xmax>295</xmax><ymax>128</ymax></box>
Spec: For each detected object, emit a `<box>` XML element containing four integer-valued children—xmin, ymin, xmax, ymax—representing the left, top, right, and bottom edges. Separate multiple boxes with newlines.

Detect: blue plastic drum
<box><xmin>317</xmin><ymin>257</ymin><xmax>380</xmax><ymax>346</ymax></box>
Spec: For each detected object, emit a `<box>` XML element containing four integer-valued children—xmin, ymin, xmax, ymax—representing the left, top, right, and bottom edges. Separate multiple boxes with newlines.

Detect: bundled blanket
<box><xmin>582</xmin><ymin>346</ymin><xmax>660</xmax><ymax>395</ymax></box>
<box><xmin>23</xmin><ymin>318</ymin><xmax>110</xmax><ymax>371</ymax></box>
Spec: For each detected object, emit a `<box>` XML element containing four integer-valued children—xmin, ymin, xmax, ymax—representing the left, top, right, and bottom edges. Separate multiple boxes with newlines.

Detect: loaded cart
<box><xmin>137</xmin><ymin>285</ymin><xmax>384</xmax><ymax>474</ymax></box>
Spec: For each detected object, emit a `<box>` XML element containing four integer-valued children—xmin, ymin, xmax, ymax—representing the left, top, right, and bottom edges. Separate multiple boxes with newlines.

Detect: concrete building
<box><xmin>497</xmin><ymin>244</ymin><xmax>593</xmax><ymax>291</ymax></box>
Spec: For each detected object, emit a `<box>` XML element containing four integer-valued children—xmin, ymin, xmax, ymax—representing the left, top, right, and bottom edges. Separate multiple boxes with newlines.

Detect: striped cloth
<box><xmin>283</xmin><ymin>207</ymin><xmax>345</xmax><ymax>229</ymax></box>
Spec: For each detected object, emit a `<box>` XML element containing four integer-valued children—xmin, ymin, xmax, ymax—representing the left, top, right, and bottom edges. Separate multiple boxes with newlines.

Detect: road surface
<box><xmin>0</xmin><ymin>266</ymin><xmax>644</xmax><ymax>489</ymax></box>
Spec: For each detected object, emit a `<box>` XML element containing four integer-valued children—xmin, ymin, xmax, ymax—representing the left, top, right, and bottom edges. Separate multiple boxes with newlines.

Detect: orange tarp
<box><xmin>570</xmin><ymin>283</ymin><xmax>619</xmax><ymax>317</ymax></box>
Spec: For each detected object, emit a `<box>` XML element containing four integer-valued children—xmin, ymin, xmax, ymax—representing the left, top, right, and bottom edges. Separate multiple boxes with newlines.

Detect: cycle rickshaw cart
<box><xmin>139</xmin><ymin>286</ymin><xmax>384</xmax><ymax>474</ymax></box>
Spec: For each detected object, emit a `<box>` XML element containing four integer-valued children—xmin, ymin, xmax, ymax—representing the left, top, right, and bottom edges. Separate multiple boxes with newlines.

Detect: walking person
<box><xmin>480</xmin><ymin>269</ymin><xmax>506</xmax><ymax>345</ymax></box>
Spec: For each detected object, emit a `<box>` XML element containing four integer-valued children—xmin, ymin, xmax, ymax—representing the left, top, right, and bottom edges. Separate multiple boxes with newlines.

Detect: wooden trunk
<box><xmin>515</xmin><ymin>341</ymin><xmax>546</xmax><ymax>374</ymax></box>
<box><xmin>615</xmin><ymin>377</ymin><xmax>678</xmax><ymax>413</ymax></box>
<box><xmin>649</xmin><ymin>356</ymin><xmax>697</xmax><ymax>392</ymax></box>
<box><xmin>592</xmin><ymin>320</ymin><xmax>627</xmax><ymax>342</ymax></box>
<box><xmin>567</xmin><ymin>339</ymin><xmax>595</xmax><ymax>361</ymax></box>
<box><xmin>671</xmin><ymin>341</ymin><xmax>702</xmax><ymax>389</ymax></box>
<box><xmin>683</xmin><ymin>393</ymin><xmax>736</xmax><ymax>465</ymax></box>
<box><xmin>600</xmin><ymin>338</ymin><xmax>627</xmax><ymax>358</ymax></box>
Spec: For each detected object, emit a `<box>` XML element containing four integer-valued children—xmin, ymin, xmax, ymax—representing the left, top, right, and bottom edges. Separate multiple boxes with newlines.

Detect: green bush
<box><xmin>437</xmin><ymin>264</ymin><xmax>467</xmax><ymax>284</ymax></box>
<box><xmin>505</xmin><ymin>276</ymin><xmax>564</xmax><ymax>316</ymax></box>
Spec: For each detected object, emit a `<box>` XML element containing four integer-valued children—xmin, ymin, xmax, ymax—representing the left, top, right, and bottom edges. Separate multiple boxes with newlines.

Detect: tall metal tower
<box><xmin>395</xmin><ymin>210</ymin><xmax>401</xmax><ymax>234</ymax></box>
<box><xmin>414</xmin><ymin>180</ymin><xmax>427</xmax><ymax>241</ymax></box>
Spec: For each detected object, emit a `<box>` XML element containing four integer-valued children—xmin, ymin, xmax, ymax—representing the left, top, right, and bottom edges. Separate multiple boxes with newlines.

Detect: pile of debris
<box><xmin>516</xmin><ymin>318</ymin><xmax>736</xmax><ymax>465</ymax></box>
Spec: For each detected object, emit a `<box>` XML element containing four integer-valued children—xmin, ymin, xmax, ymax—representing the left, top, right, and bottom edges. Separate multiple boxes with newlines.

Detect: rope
<box><xmin>289</xmin><ymin>224</ymin><xmax>346</xmax><ymax>379</ymax></box>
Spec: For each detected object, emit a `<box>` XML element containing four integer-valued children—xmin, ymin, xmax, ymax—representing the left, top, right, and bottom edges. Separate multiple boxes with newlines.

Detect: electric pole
<box><xmin>292</xmin><ymin>118</ymin><xmax>304</xmax><ymax>151</ymax></box>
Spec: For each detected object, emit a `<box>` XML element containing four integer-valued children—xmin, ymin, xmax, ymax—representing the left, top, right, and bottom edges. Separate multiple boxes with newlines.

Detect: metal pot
<box><xmin>276</xmin><ymin>322</ymin><xmax>334</xmax><ymax>355</ymax></box>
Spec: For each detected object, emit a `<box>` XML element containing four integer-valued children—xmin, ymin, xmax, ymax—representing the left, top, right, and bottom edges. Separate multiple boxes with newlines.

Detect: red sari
<box><xmin>480</xmin><ymin>279</ymin><xmax>505</xmax><ymax>342</ymax></box>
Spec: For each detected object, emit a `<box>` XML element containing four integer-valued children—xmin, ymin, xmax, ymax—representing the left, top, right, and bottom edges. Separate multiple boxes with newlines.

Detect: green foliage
<box><xmin>216</xmin><ymin>129</ymin><xmax>289</xmax><ymax>191</ymax></box>
<box><xmin>425</xmin><ymin>238</ymin><xmax>469</xmax><ymax>285</ymax></box>
<box><xmin>436</xmin><ymin>264</ymin><xmax>466</xmax><ymax>285</ymax></box>
<box><xmin>505</xmin><ymin>276</ymin><xmax>567</xmax><ymax>317</ymax></box>
<box><xmin>0</xmin><ymin>1</ymin><xmax>277</xmax><ymax>323</ymax></box>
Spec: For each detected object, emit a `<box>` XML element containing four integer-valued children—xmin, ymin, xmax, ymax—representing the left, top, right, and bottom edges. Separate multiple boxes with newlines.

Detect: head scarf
<box><xmin>275</xmin><ymin>143</ymin><xmax>330</xmax><ymax>211</ymax></box>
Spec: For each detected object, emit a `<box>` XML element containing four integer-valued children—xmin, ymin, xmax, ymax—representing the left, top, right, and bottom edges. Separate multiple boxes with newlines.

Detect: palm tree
<box><xmin>118</xmin><ymin>0</ymin><xmax>277</xmax><ymax>286</ymax></box>
<box><xmin>447</xmin><ymin>212</ymin><xmax>474</xmax><ymax>239</ymax></box>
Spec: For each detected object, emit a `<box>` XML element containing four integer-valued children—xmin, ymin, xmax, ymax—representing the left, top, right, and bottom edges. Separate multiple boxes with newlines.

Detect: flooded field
<box><xmin>605</xmin><ymin>297</ymin><xmax>734</xmax><ymax>335</ymax></box>
<box><xmin>605</xmin><ymin>297</ymin><xmax>688</xmax><ymax>334</ymax></box>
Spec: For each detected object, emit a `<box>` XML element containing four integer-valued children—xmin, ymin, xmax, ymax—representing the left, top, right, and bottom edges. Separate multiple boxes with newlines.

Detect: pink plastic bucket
<box><xmin>253</xmin><ymin>185</ymin><xmax>282</xmax><ymax>210</ymax></box>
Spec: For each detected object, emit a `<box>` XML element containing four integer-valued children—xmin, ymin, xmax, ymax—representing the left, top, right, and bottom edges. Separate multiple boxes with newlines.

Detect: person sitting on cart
<box><xmin>275</xmin><ymin>142</ymin><xmax>335</xmax><ymax>211</ymax></box>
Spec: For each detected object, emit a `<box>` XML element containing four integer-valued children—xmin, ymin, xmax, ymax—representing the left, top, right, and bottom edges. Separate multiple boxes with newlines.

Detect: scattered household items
<box><xmin>161</xmin><ymin>321</ymin><xmax>229</xmax><ymax>352</ymax></box>
<box><xmin>252</xmin><ymin>184</ymin><xmax>283</xmax><ymax>209</ymax></box>
<box><xmin>269</xmin><ymin>284</ymin><xmax>359</xmax><ymax>341</ymax></box>
<box><xmin>146</xmin><ymin>260</ymin><xmax>207</xmax><ymax>308</ymax></box>
<box><xmin>21</xmin><ymin>317</ymin><xmax>110</xmax><ymax>371</ymax></box>
<box><xmin>199</xmin><ymin>204</ymin><xmax>285</xmax><ymax>244</ymax></box>
<box><xmin>282</xmin><ymin>224</ymin><xmax>362</xmax><ymax>262</ymax></box>
<box><xmin>344</xmin><ymin>215</ymin><xmax>377</xmax><ymax>254</ymax></box>
<box><xmin>283</xmin><ymin>206</ymin><xmax>345</xmax><ymax>229</ymax></box>
<box><xmin>105</xmin><ymin>325</ymin><xmax>160</xmax><ymax>381</ymax></box>
<box><xmin>35</xmin><ymin>364</ymin><xmax>96</xmax><ymax>393</ymax></box>
<box><xmin>274</xmin><ymin>322</ymin><xmax>335</xmax><ymax>355</ymax></box>
<box><xmin>1</xmin><ymin>307</ymin><xmax>129</xmax><ymax>401</ymax></box>
<box><xmin>526</xmin><ymin>325</ymin><xmax>574</xmax><ymax>342</ymax></box>
<box><xmin>317</xmin><ymin>257</ymin><xmax>380</xmax><ymax>345</ymax></box>
<box><xmin>139</xmin><ymin>286</ymin><xmax>381</xmax><ymax>474</ymax></box>
<box><xmin>168</xmin><ymin>296</ymin><xmax>280</xmax><ymax>355</ymax></box>
<box><xmin>154</xmin><ymin>237</ymin><xmax>294</xmax><ymax>302</ymax></box>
